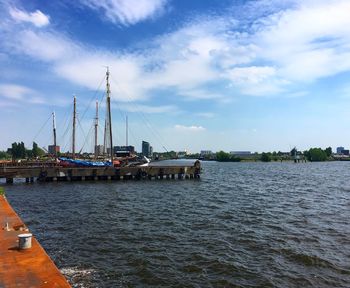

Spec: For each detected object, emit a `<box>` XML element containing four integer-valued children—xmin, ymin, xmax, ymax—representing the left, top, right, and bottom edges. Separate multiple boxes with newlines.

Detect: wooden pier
<box><xmin>0</xmin><ymin>191</ymin><xmax>71</xmax><ymax>287</ymax></box>
<box><xmin>0</xmin><ymin>160</ymin><xmax>201</xmax><ymax>183</ymax></box>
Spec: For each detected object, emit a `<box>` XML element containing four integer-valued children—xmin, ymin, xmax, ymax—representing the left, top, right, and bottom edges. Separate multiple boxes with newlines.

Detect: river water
<box><xmin>4</xmin><ymin>161</ymin><xmax>350</xmax><ymax>287</ymax></box>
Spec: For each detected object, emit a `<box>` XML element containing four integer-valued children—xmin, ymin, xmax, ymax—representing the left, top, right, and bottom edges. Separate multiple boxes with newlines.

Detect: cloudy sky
<box><xmin>1</xmin><ymin>0</ymin><xmax>350</xmax><ymax>153</ymax></box>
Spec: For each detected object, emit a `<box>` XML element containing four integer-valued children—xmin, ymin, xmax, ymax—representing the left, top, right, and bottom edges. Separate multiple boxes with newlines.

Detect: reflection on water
<box><xmin>5</xmin><ymin>161</ymin><xmax>350</xmax><ymax>287</ymax></box>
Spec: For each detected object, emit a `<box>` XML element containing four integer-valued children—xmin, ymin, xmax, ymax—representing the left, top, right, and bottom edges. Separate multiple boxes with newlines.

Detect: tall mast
<box><xmin>52</xmin><ymin>111</ymin><xmax>57</xmax><ymax>157</ymax></box>
<box><xmin>72</xmin><ymin>95</ymin><xmax>76</xmax><ymax>159</ymax></box>
<box><xmin>106</xmin><ymin>67</ymin><xmax>113</xmax><ymax>162</ymax></box>
<box><xmin>94</xmin><ymin>100</ymin><xmax>98</xmax><ymax>160</ymax></box>
<box><xmin>103</xmin><ymin>119</ymin><xmax>107</xmax><ymax>155</ymax></box>
<box><xmin>126</xmin><ymin>115</ymin><xmax>128</xmax><ymax>146</ymax></box>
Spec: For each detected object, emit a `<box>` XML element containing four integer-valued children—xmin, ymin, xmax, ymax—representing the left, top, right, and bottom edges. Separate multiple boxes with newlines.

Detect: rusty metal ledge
<box><xmin>0</xmin><ymin>193</ymin><xmax>71</xmax><ymax>287</ymax></box>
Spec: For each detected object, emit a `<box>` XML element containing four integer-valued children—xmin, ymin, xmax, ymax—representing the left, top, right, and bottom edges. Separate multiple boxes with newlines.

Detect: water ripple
<box><xmin>4</xmin><ymin>161</ymin><xmax>350</xmax><ymax>287</ymax></box>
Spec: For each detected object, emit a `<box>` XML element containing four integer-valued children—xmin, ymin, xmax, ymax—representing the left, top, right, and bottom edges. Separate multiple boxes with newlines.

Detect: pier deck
<box><xmin>0</xmin><ymin>192</ymin><xmax>71</xmax><ymax>287</ymax></box>
<box><xmin>0</xmin><ymin>160</ymin><xmax>201</xmax><ymax>183</ymax></box>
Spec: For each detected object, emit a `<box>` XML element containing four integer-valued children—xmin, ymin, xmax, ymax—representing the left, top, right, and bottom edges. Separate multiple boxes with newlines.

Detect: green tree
<box><xmin>20</xmin><ymin>142</ymin><xmax>26</xmax><ymax>158</ymax></box>
<box><xmin>31</xmin><ymin>142</ymin><xmax>44</xmax><ymax>158</ymax></box>
<box><xmin>307</xmin><ymin>148</ymin><xmax>327</xmax><ymax>162</ymax></box>
<box><xmin>325</xmin><ymin>147</ymin><xmax>332</xmax><ymax>157</ymax></box>
<box><xmin>290</xmin><ymin>147</ymin><xmax>297</xmax><ymax>157</ymax></box>
<box><xmin>8</xmin><ymin>142</ymin><xmax>27</xmax><ymax>159</ymax></box>
<box><xmin>216</xmin><ymin>151</ymin><xmax>230</xmax><ymax>162</ymax></box>
<box><xmin>0</xmin><ymin>151</ymin><xmax>10</xmax><ymax>160</ymax></box>
<box><xmin>216</xmin><ymin>151</ymin><xmax>241</xmax><ymax>162</ymax></box>
<box><xmin>260</xmin><ymin>152</ymin><xmax>271</xmax><ymax>162</ymax></box>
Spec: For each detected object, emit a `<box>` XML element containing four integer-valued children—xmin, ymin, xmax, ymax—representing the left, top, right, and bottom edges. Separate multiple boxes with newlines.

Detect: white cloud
<box><xmin>255</xmin><ymin>0</ymin><xmax>350</xmax><ymax>82</ymax></box>
<box><xmin>9</xmin><ymin>7</ymin><xmax>49</xmax><ymax>27</ymax></box>
<box><xmin>226</xmin><ymin>66</ymin><xmax>276</xmax><ymax>84</ymax></box>
<box><xmin>80</xmin><ymin>0</ymin><xmax>167</xmax><ymax>25</ymax></box>
<box><xmin>0</xmin><ymin>84</ymin><xmax>46</xmax><ymax>104</ymax></box>
<box><xmin>14</xmin><ymin>30</ymin><xmax>77</xmax><ymax>62</ymax></box>
<box><xmin>0</xmin><ymin>84</ymin><xmax>32</xmax><ymax>100</ymax></box>
<box><xmin>4</xmin><ymin>0</ymin><xmax>350</xmax><ymax>103</ymax></box>
<box><xmin>174</xmin><ymin>125</ymin><xmax>206</xmax><ymax>132</ymax></box>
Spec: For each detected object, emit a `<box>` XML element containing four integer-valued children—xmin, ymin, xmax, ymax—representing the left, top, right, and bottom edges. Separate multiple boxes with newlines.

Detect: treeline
<box><xmin>256</xmin><ymin>147</ymin><xmax>332</xmax><ymax>162</ymax></box>
<box><xmin>303</xmin><ymin>147</ymin><xmax>331</xmax><ymax>162</ymax></box>
<box><xmin>215</xmin><ymin>151</ymin><xmax>241</xmax><ymax>162</ymax></box>
<box><xmin>0</xmin><ymin>142</ymin><xmax>45</xmax><ymax>160</ymax></box>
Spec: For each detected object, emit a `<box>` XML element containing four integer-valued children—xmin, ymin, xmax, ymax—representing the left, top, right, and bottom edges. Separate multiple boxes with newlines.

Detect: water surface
<box><xmin>4</xmin><ymin>161</ymin><xmax>350</xmax><ymax>287</ymax></box>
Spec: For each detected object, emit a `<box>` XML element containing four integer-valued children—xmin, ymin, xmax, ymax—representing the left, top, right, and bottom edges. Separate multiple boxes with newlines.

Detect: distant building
<box><xmin>142</xmin><ymin>141</ymin><xmax>151</xmax><ymax>157</ymax></box>
<box><xmin>94</xmin><ymin>145</ymin><xmax>104</xmax><ymax>156</ymax></box>
<box><xmin>114</xmin><ymin>146</ymin><xmax>135</xmax><ymax>153</ymax></box>
<box><xmin>48</xmin><ymin>145</ymin><xmax>60</xmax><ymax>155</ymax></box>
<box><xmin>177</xmin><ymin>151</ymin><xmax>188</xmax><ymax>158</ymax></box>
<box><xmin>337</xmin><ymin>147</ymin><xmax>345</xmax><ymax>154</ymax></box>
<box><xmin>200</xmin><ymin>150</ymin><xmax>213</xmax><ymax>156</ymax></box>
<box><xmin>230</xmin><ymin>151</ymin><xmax>251</xmax><ymax>156</ymax></box>
<box><xmin>113</xmin><ymin>145</ymin><xmax>135</xmax><ymax>157</ymax></box>
<box><xmin>342</xmin><ymin>149</ymin><xmax>350</xmax><ymax>156</ymax></box>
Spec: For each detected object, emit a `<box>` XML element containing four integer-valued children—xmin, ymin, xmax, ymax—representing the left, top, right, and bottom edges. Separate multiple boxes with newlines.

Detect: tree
<box><xmin>31</xmin><ymin>142</ymin><xmax>44</xmax><ymax>158</ymax></box>
<box><xmin>8</xmin><ymin>142</ymin><xmax>28</xmax><ymax>159</ymax></box>
<box><xmin>216</xmin><ymin>151</ymin><xmax>241</xmax><ymax>162</ymax></box>
<box><xmin>261</xmin><ymin>152</ymin><xmax>271</xmax><ymax>162</ymax></box>
<box><xmin>216</xmin><ymin>151</ymin><xmax>231</xmax><ymax>162</ymax></box>
<box><xmin>20</xmin><ymin>142</ymin><xmax>26</xmax><ymax>159</ymax></box>
<box><xmin>0</xmin><ymin>151</ymin><xmax>10</xmax><ymax>160</ymax></box>
<box><xmin>290</xmin><ymin>147</ymin><xmax>297</xmax><ymax>157</ymax></box>
<box><xmin>307</xmin><ymin>148</ymin><xmax>327</xmax><ymax>162</ymax></box>
<box><xmin>325</xmin><ymin>147</ymin><xmax>332</xmax><ymax>157</ymax></box>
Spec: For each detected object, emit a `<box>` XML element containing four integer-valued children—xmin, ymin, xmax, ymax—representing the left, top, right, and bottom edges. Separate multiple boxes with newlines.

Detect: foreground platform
<box><xmin>0</xmin><ymin>191</ymin><xmax>71</xmax><ymax>287</ymax></box>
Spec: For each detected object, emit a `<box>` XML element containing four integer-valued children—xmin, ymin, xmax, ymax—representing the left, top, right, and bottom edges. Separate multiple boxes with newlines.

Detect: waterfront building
<box><xmin>337</xmin><ymin>146</ymin><xmax>345</xmax><ymax>154</ymax></box>
<box><xmin>113</xmin><ymin>146</ymin><xmax>135</xmax><ymax>157</ymax></box>
<box><xmin>114</xmin><ymin>146</ymin><xmax>135</xmax><ymax>153</ymax></box>
<box><xmin>200</xmin><ymin>150</ymin><xmax>213</xmax><ymax>156</ymax></box>
<box><xmin>48</xmin><ymin>145</ymin><xmax>60</xmax><ymax>155</ymax></box>
<box><xmin>94</xmin><ymin>145</ymin><xmax>104</xmax><ymax>156</ymax></box>
<box><xmin>142</xmin><ymin>141</ymin><xmax>151</xmax><ymax>157</ymax></box>
<box><xmin>342</xmin><ymin>149</ymin><xmax>349</xmax><ymax>155</ymax></box>
<box><xmin>177</xmin><ymin>151</ymin><xmax>188</xmax><ymax>158</ymax></box>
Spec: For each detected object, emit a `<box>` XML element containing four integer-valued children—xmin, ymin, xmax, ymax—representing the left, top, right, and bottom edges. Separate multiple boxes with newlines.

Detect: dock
<box><xmin>0</xmin><ymin>190</ymin><xmax>71</xmax><ymax>287</ymax></box>
<box><xmin>0</xmin><ymin>160</ymin><xmax>201</xmax><ymax>183</ymax></box>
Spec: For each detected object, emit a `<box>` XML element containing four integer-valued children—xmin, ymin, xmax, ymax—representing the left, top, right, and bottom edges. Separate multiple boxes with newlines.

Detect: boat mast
<box><xmin>94</xmin><ymin>100</ymin><xmax>98</xmax><ymax>160</ymax></box>
<box><xmin>126</xmin><ymin>115</ymin><xmax>128</xmax><ymax>146</ymax></box>
<box><xmin>72</xmin><ymin>95</ymin><xmax>76</xmax><ymax>159</ymax></box>
<box><xmin>52</xmin><ymin>111</ymin><xmax>57</xmax><ymax>158</ymax></box>
<box><xmin>106</xmin><ymin>67</ymin><xmax>113</xmax><ymax>162</ymax></box>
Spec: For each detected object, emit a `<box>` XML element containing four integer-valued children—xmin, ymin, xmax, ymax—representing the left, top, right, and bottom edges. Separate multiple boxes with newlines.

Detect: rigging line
<box><xmin>108</xmin><ymin>75</ymin><xmax>170</xmax><ymax>150</ymax></box>
<box><xmin>58</xmin><ymin>107</ymin><xmax>73</xmax><ymax>144</ymax></box>
<box><xmin>62</xmin><ymin>123</ymin><xmax>72</xmax><ymax>153</ymax></box>
<box><xmin>59</xmin><ymin>114</ymin><xmax>72</xmax><ymax>147</ymax></box>
<box><xmin>79</xmin><ymin>124</ymin><xmax>94</xmax><ymax>154</ymax></box>
<box><xmin>76</xmin><ymin>117</ymin><xmax>89</xmax><ymax>152</ymax></box>
<box><xmin>33</xmin><ymin>114</ymin><xmax>52</xmax><ymax>143</ymax></box>
<box><xmin>109</xmin><ymin>75</ymin><xmax>170</xmax><ymax>152</ymax></box>
<box><xmin>114</xmin><ymin>106</ymin><xmax>140</xmax><ymax>147</ymax></box>
<box><xmin>56</xmin><ymin>105</ymin><xmax>70</xmax><ymax>131</ymax></box>
<box><xmin>79</xmin><ymin>75</ymin><xmax>106</xmax><ymax>123</ymax></box>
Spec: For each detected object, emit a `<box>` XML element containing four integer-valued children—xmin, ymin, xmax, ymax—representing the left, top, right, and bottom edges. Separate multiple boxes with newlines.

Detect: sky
<box><xmin>1</xmin><ymin>0</ymin><xmax>350</xmax><ymax>153</ymax></box>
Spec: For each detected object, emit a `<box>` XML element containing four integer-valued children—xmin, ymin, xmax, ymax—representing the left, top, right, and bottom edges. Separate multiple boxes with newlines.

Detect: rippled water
<box><xmin>4</xmin><ymin>161</ymin><xmax>350</xmax><ymax>287</ymax></box>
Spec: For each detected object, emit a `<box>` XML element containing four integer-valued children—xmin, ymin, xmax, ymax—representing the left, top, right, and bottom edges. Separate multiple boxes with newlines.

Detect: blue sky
<box><xmin>1</xmin><ymin>0</ymin><xmax>350</xmax><ymax>153</ymax></box>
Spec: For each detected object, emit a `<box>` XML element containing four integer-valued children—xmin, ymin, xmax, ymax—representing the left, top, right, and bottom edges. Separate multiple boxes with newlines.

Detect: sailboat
<box><xmin>58</xmin><ymin>67</ymin><xmax>117</xmax><ymax>168</ymax></box>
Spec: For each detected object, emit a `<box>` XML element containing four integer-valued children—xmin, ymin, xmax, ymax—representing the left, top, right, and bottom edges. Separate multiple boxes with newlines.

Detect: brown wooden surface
<box><xmin>0</xmin><ymin>195</ymin><xmax>71</xmax><ymax>288</ymax></box>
